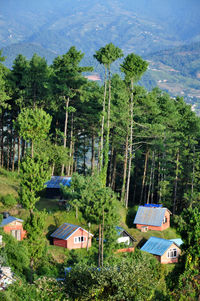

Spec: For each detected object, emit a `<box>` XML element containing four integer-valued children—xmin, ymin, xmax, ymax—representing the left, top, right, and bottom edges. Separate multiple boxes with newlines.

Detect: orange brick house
<box><xmin>141</xmin><ymin>236</ymin><xmax>182</xmax><ymax>264</ymax></box>
<box><xmin>51</xmin><ymin>223</ymin><xmax>93</xmax><ymax>249</ymax></box>
<box><xmin>0</xmin><ymin>215</ymin><xmax>26</xmax><ymax>241</ymax></box>
<box><xmin>134</xmin><ymin>205</ymin><xmax>171</xmax><ymax>231</ymax></box>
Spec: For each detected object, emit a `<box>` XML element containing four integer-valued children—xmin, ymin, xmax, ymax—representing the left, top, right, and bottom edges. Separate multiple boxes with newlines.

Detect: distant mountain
<box><xmin>142</xmin><ymin>42</ymin><xmax>200</xmax><ymax>112</ymax></box>
<box><xmin>2</xmin><ymin>43</ymin><xmax>57</xmax><ymax>68</ymax></box>
<box><xmin>1</xmin><ymin>0</ymin><xmax>200</xmax><ymax>56</ymax></box>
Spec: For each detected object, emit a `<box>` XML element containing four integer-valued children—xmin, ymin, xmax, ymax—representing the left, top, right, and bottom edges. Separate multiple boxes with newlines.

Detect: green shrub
<box><xmin>0</xmin><ymin>194</ymin><xmax>17</xmax><ymax>207</ymax></box>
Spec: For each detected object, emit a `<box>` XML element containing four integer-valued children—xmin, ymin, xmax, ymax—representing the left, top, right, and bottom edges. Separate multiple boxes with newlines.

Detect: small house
<box><xmin>133</xmin><ymin>204</ymin><xmax>171</xmax><ymax>231</ymax></box>
<box><xmin>141</xmin><ymin>236</ymin><xmax>182</xmax><ymax>264</ymax></box>
<box><xmin>115</xmin><ymin>226</ymin><xmax>137</xmax><ymax>253</ymax></box>
<box><xmin>51</xmin><ymin>223</ymin><xmax>93</xmax><ymax>249</ymax></box>
<box><xmin>0</xmin><ymin>214</ymin><xmax>26</xmax><ymax>241</ymax></box>
<box><xmin>45</xmin><ymin>176</ymin><xmax>71</xmax><ymax>198</ymax></box>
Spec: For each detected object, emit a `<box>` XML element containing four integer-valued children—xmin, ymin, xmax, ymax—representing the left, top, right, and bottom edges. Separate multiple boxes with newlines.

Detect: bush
<box><xmin>0</xmin><ymin>194</ymin><xmax>17</xmax><ymax>207</ymax></box>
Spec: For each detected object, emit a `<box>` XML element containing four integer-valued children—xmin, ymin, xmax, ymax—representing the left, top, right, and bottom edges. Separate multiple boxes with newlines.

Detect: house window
<box><xmin>167</xmin><ymin>248</ymin><xmax>177</xmax><ymax>258</ymax></box>
<box><xmin>74</xmin><ymin>236</ymin><xmax>86</xmax><ymax>243</ymax></box>
<box><xmin>163</xmin><ymin>216</ymin><xmax>167</xmax><ymax>224</ymax></box>
<box><xmin>11</xmin><ymin>230</ymin><xmax>21</xmax><ymax>241</ymax></box>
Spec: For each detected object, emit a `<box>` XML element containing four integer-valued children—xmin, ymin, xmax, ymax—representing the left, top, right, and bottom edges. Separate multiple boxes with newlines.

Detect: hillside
<box><xmin>1</xmin><ymin>0</ymin><xmax>200</xmax><ymax>56</ymax></box>
<box><xmin>143</xmin><ymin>42</ymin><xmax>200</xmax><ymax>111</ymax></box>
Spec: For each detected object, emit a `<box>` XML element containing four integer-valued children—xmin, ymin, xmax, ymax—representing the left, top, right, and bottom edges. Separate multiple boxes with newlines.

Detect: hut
<box><xmin>0</xmin><ymin>213</ymin><xmax>26</xmax><ymax>241</ymax></box>
<box><xmin>133</xmin><ymin>204</ymin><xmax>171</xmax><ymax>231</ymax></box>
<box><xmin>45</xmin><ymin>176</ymin><xmax>71</xmax><ymax>198</ymax></box>
<box><xmin>50</xmin><ymin>223</ymin><xmax>93</xmax><ymax>249</ymax></box>
<box><xmin>115</xmin><ymin>226</ymin><xmax>137</xmax><ymax>253</ymax></box>
<box><xmin>141</xmin><ymin>236</ymin><xmax>182</xmax><ymax>264</ymax></box>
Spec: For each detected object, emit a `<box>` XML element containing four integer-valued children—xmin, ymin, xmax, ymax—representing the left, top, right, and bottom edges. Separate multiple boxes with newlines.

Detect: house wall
<box><xmin>67</xmin><ymin>228</ymin><xmax>92</xmax><ymax>250</ymax></box>
<box><xmin>53</xmin><ymin>238</ymin><xmax>67</xmax><ymax>248</ymax></box>
<box><xmin>160</xmin><ymin>243</ymin><xmax>181</xmax><ymax>264</ymax></box>
<box><xmin>116</xmin><ymin>247</ymin><xmax>134</xmax><ymax>253</ymax></box>
<box><xmin>53</xmin><ymin>228</ymin><xmax>92</xmax><ymax>250</ymax></box>
<box><xmin>136</xmin><ymin>210</ymin><xmax>170</xmax><ymax>231</ymax></box>
<box><xmin>3</xmin><ymin>221</ymin><xmax>26</xmax><ymax>240</ymax></box>
<box><xmin>117</xmin><ymin>236</ymin><xmax>130</xmax><ymax>245</ymax></box>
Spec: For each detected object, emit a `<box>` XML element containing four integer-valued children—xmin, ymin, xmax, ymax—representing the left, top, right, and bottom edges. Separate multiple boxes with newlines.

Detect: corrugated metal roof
<box><xmin>169</xmin><ymin>238</ymin><xmax>183</xmax><ymax>247</ymax></box>
<box><xmin>133</xmin><ymin>206</ymin><xmax>168</xmax><ymax>227</ymax></box>
<box><xmin>141</xmin><ymin>236</ymin><xmax>174</xmax><ymax>256</ymax></box>
<box><xmin>50</xmin><ymin>223</ymin><xmax>79</xmax><ymax>240</ymax></box>
<box><xmin>45</xmin><ymin>176</ymin><xmax>71</xmax><ymax>189</ymax></box>
<box><xmin>0</xmin><ymin>216</ymin><xmax>23</xmax><ymax>227</ymax></box>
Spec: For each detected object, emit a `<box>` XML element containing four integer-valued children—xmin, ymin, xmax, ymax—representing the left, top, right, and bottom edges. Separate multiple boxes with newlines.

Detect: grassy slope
<box><xmin>0</xmin><ymin>168</ymin><xmax>20</xmax><ymax>197</ymax></box>
<box><xmin>0</xmin><ymin>169</ymin><xmax>180</xmax><ymax>264</ymax></box>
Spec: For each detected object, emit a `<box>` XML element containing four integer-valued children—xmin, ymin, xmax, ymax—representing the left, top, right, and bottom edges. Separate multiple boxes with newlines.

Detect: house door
<box><xmin>11</xmin><ymin>230</ymin><xmax>21</xmax><ymax>241</ymax></box>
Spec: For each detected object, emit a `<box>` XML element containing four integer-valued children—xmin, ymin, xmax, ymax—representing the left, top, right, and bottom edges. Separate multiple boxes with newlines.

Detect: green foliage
<box><xmin>171</xmin><ymin>207</ymin><xmax>200</xmax><ymax>299</ymax></box>
<box><xmin>0</xmin><ymin>194</ymin><xmax>17</xmax><ymax>207</ymax></box>
<box><xmin>15</xmin><ymin>107</ymin><xmax>52</xmax><ymax>145</ymax></box>
<box><xmin>19</xmin><ymin>155</ymin><xmax>51</xmax><ymax>210</ymax></box>
<box><xmin>121</xmin><ymin>53</ymin><xmax>148</xmax><ymax>83</ymax></box>
<box><xmin>0</xmin><ymin>277</ymin><xmax>67</xmax><ymax>301</ymax></box>
<box><xmin>0</xmin><ymin>230</ymin><xmax>30</xmax><ymax>279</ymax></box>
<box><xmin>94</xmin><ymin>42</ymin><xmax>123</xmax><ymax>67</ymax></box>
<box><xmin>65</xmin><ymin>251</ymin><xmax>162</xmax><ymax>300</ymax></box>
<box><xmin>24</xmin><ymin>210</ymin><xmax>48</xmax><ymax>272</ymax></box>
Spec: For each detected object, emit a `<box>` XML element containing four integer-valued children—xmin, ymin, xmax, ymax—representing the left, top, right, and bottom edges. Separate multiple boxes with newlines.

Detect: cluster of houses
<box><xmin>0</xmin><ymin>201</ymin><xmax>183</xmax><ymax>264</ymax></box>
<box><xmin>0</xmin><ymin>177</ymin><xmax>183</xmax><ymax>265</ymax></box>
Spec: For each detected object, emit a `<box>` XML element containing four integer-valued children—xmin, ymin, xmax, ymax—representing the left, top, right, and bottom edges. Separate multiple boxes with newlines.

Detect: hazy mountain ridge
<box><xmin>1</xmin><ymin>0</ymin><xmax>200</xmax><ymax>55</ymax></box>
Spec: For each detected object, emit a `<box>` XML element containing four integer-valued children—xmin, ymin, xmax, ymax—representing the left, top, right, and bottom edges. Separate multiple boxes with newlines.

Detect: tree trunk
<box><xmin>1</xmin><ymin>111</ymin><xmax>4</xmax><ymax>168</ymax></box>
<box><xmin>111</xmin><ymin>150</ymin><xmax>117</xmax><ymax>190</ymax></box>
<box><xmin>125</xmin><ymin>79</ymin><xmax>134</xmax><ymax>208</ymax></box>
<box><xmin>12</xmin><ymin>134</ymin><xmax>16</xmax><ymax>172</ymax></box>
<box><xmin>91</xmin><ymin>133</ymin><xmax>95</xmax><ymax>175</ymax></box>
<box><xmin>67</xmin><ymin>113</ymin><xmax>74</xmax><ymax>175</ymax></box>
<box><xmin>151</xmin><ymin>152</ymin><xmax>156</xmax><ymax>203</ymax></box>
<box><xmin>61</xmin><ymin>96</ymin><xmax>69</xmax><ymax>175</ymax></box>
<box><xmin>102</xmin><ymin>65</ymin><xmax>111</xmax><ymax>186</ymax></box>
<box><xmin>108</xmin><ymin>141</ymin><xmax>114</xmax><ymax>187</ymax></box>
<box><xmin>173</xmin><ymin>150</ymin><xmax>180</xmax><ymax>215</ymax></box>
<box><xmin>121</xmin><ymin>133</ymin><xmax>128</xmax><ymax>202</ymax></box>
<box><xmin>140</xmin><ymin>149</ymin><xmax>149</xmax><ymax>205</ymax></box>
<box><xmin>101</xmin><ymin>207</ymin><xmax>104</xmax><ymax>267</ymax></box>
<box><xmin>17</xmin><ymin>136</ymin><xmax>21</xmax><ymax>174</ymax></box>
<box><xmin>191</xmin><ymin>146</ymin><xmax>195</xmax><ymax>196</ymax></box>
<box><xmin>99</xmin><ymin>66</ymin><xmax>107</xmax><ymax>173</ymax></box>
<box><xmin>98</xmin><ymin>224</ymin><xmax>101</xmax><ymax>267</ymax></box>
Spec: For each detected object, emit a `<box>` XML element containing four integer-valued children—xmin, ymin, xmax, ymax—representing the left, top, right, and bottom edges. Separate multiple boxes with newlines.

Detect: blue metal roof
<box><xmin>133</xmin><ymin>206</ymin><xmax>168</xmax><ymax>227</ymax></box>
<box><xmin>0</xmin><ymin>216</ymin><xmax>23</xmax><ymax>227</ymax></box>
<box><xmin>45</xmin><ymin>176</ymin><xmax>71</xmax><ymax>189</ymax></box>
<box><xmin>169</xmin><ymin>238</ymin><xmax>183</xmax><ymax>247</ymax></box>
<box><xmin>144</xmin><ymin>204</ymin><xmax>163</xmax><ymax>208</ymax></box>
<box><xmin>50</xmin><ymin>223</ymin><xmax>79</xmax><ymax>240</ymax></box>
<box><xmin>141</xmin><ymin>236</ymin><xmax>174</xmax><ymax>256</ymax></box>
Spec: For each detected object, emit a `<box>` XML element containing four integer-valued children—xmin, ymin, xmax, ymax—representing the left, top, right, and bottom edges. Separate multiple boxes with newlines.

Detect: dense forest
<box><xmin>0</xmin><ymin>44</ymin><xmax>199</xmax><ymax>300</ymax></box>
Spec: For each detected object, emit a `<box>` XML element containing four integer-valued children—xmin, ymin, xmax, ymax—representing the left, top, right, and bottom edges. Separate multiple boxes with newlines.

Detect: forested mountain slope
<box><xmin>1</xmin><ymin>0</ymin><xmax>200</xmax><ymax>56</ymax></box>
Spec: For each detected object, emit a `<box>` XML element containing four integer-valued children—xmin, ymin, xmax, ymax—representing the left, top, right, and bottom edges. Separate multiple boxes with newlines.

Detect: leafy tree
<box><xmin>0</xmin><ymin>277</ymin><xmax>67</xmax><ymax>301</ymax></box>
<box><xmin>24</xmin><ymin>210</ymin><xmax>48</xmax><ymax>283</ymax></box>
<box><xmin>65</xmin><ymin>251</ymin><xmax>162</xmax><ymax>300</ymax></box>
<box><xmin>25</xmin><ymin>53</ymin><xmax>50</xmax><ymax>108</ymax></box>
<box><xmin>0</xmin><ymin>230</ymin><xmax>30</xmax><ymax>279</ymax></box>
<box><xmin>51</xmin><ymin>46</ymin><xmax>93</xmax><ymax>175</ymax></box>
<box><xmin>121</xmin><ymin>53</ymin><xmax>148</xmax><ymax>207</ymax></box>
<box><xmin>171</xmin><ymin>207</ymin><xmax>200</xmax><ymax>299</ymax></box>
<box><xmin>0</xmin><ymin>50</ymin><xmax>9</xmax><ymax>111</ymax></box>
<box><xmin>94</xmin><ymin>43</ymin><xmax>123</xmax><ymax>184</ymax></box>
<box><xmin>15</xmin><ymin>107</ymin><xmax>52</xmax><ymax>158</ymax></box>
<box><xmin>19</xmin><ymin>154</ymin><xmax>51</xmax><ymax>212</ymax></box>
